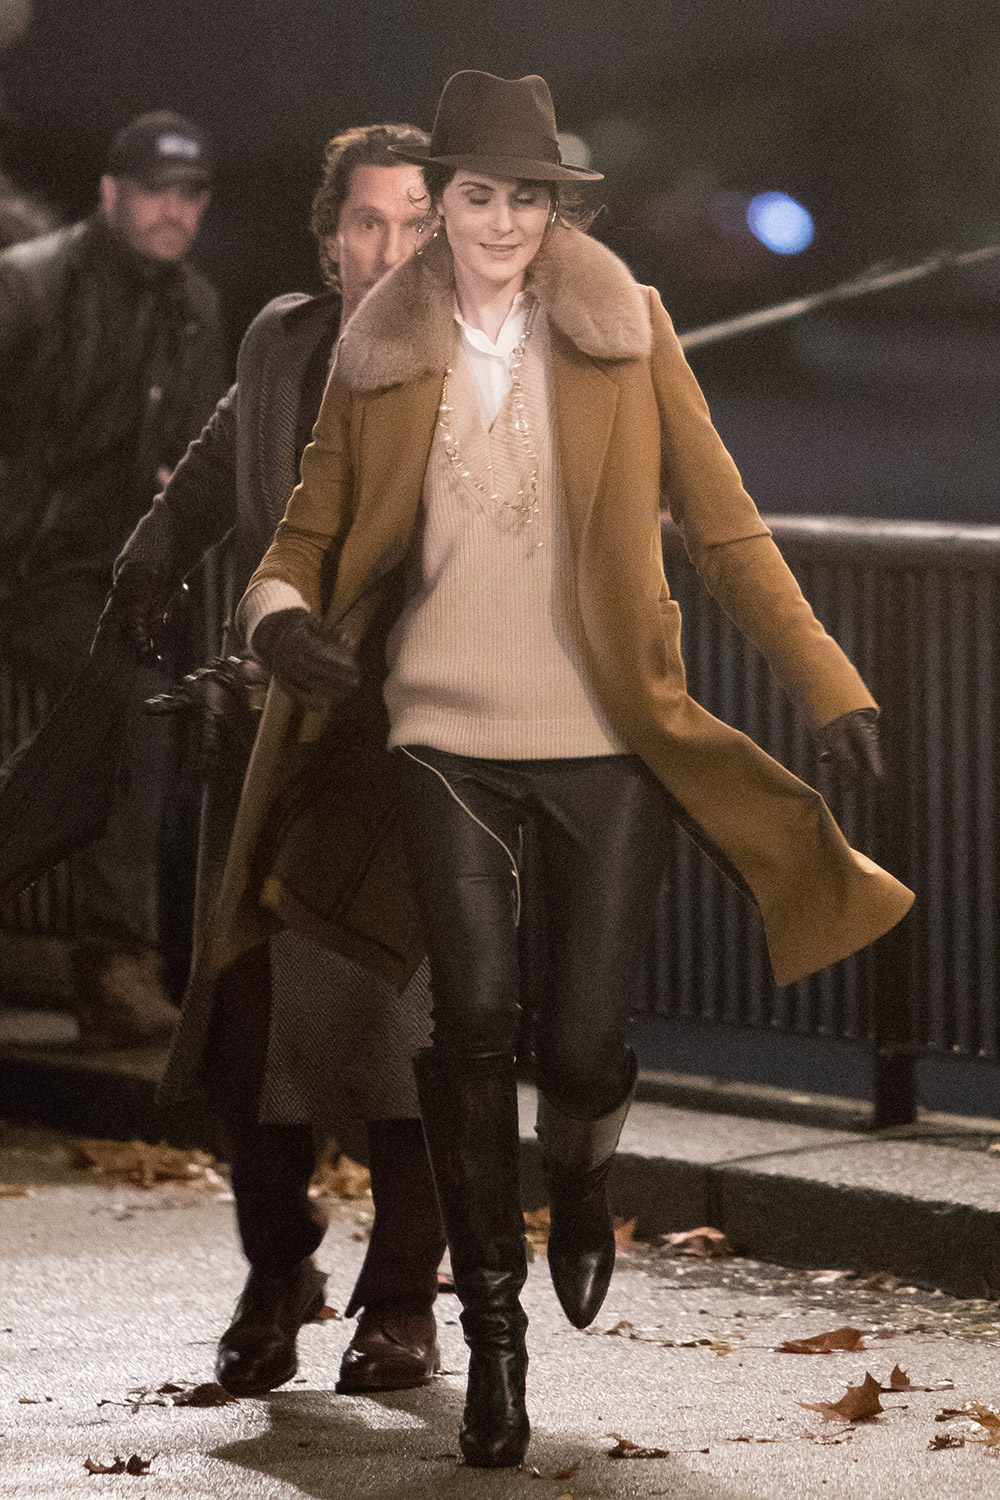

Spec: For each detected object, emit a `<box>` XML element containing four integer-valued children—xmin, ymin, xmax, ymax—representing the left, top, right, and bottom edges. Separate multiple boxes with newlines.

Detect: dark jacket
<box><xmin>0</xmin><ymin>216</ymin><xmax>225</xmax><ymax>587</ymax></box>
<box><xmin>120</xmin><ymin>290</ymin><xmax>340</xmax><ymax>602</ymax></box>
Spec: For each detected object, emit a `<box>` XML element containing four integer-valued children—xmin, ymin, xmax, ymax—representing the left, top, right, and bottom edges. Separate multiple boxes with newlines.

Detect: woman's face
<box><xmin>439</xmin><ymin>173</ymin><xmax>551</xmax><ymax>298</ymax></box>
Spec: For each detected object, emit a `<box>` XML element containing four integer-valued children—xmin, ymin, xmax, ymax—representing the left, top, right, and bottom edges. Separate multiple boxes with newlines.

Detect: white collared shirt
<box><xmin>453</xmin><ymin>292</ymin><xmax>528</xmax><ymax>426</ymax></box>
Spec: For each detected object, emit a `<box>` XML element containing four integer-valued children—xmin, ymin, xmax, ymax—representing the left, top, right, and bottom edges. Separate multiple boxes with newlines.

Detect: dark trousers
<box><xmin>395</xmin><ymin>748</ymin><xmax>674</xmax><ymax>1120</ymax></box>
<box><xmin>208</xmin><ymin>943</ymin><xmax>445</xmax><ymax>1311</ymax></box>
<box><xmin>1</xmin><ymin>577</ymin><xmax>166</xmax><ymax>950</ymax></box>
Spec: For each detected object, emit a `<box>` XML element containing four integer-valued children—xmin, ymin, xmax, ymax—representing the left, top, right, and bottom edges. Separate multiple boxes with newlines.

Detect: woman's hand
<box><xmin>251</xmin><ymin>607</ymin><xmax>360</xmax><ymax>711</ymax></box>
<box><xmin>815</xmin><ymin>707</ymin><xmax>884</xmax><ymax>781</ymax></box>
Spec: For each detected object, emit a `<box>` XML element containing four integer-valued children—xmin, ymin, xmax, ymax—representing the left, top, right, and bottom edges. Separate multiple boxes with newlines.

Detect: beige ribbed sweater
<box><xmin>383</xmin><ymin>315</ymin><xmax>622</xmax><ymax>758</ymax></box>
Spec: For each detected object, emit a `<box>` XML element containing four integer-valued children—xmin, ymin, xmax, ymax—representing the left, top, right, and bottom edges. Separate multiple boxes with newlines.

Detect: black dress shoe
<box><xmin>215</xmin><ymin>1260</ymin><xmax>327</xmax><ymax>1396</ymax></box>
<box><xmin>335</xmin><ymin>1298</ymin><xmax>441</xmax><ymax>1393</ymax></box>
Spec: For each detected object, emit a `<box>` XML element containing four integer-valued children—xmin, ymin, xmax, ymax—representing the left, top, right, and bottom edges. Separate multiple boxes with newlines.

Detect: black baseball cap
<box><xmin>106</xmin><ymin>111</ymin><xmax>213</xmax><ymax>190</ymax></box>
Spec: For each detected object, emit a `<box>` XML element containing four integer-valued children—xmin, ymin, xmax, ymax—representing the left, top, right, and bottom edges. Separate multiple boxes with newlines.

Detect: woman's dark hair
<box><xmin>311</xmin><ymin>123</ymin><xmax>431</xmax><ymax>288</ymax></box>
<box><xmin>420</xmin><ymin>161</ymin><xmax>596</xmax><ymax>231</ymax></box>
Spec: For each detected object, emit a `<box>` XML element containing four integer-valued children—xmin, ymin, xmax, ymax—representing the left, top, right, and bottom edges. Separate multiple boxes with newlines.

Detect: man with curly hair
<box><xmin>108</xmin><ymin>124</ymin><xmax>445</xmax><ymax>1399</ymax></box>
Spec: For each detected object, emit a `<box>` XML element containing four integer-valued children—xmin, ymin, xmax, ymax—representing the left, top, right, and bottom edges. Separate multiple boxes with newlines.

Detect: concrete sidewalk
<box><xmin>4</xmin><ymin>1013</ymin><xmax>1000</xmax><ymax>1299</ymax></box>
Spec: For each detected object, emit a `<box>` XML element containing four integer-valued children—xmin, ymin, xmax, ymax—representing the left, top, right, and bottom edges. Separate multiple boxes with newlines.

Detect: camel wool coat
<box><xmin>204</xmin><ymin>224</ymin><xmax>913</xmax><ymax>994</ymax></box>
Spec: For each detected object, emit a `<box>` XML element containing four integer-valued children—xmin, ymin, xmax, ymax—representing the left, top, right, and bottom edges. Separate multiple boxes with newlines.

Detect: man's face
<box><xmin>99</xmin><ymin>174</ymin><xmax>210</xmax><ymax>264</ymax></box>
<box><xmin>326</xmin><ymin>164</ymin><xmax>429</xmax><ymax>316</ymax></box>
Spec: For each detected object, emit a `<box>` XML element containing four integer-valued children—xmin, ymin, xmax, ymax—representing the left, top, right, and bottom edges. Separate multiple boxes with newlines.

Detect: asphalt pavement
<box><xmin>5</xmin><ymin>1124</ymin><xmax>1000</xmax><ymax>1500</ymax></box>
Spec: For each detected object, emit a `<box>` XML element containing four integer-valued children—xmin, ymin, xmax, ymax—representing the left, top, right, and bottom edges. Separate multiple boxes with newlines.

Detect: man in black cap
<box><xmin>0</xmin><ymin>111</ymin><xmax>225</xmax><ymax>1044</ymax></box>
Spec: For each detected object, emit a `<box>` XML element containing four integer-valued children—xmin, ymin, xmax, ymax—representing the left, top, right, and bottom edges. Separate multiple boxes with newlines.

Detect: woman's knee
<box><xmin>535</xmin><ymin>1034</ymin><xmax>632</xmax><ymax>1119</ymax></box>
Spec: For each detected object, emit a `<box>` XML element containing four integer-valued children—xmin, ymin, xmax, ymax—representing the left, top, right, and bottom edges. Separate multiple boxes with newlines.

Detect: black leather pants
<box><xmin>395</xmin><ymin>748</ymin><xmax>673</xmax><ymax>1120</ymax></box>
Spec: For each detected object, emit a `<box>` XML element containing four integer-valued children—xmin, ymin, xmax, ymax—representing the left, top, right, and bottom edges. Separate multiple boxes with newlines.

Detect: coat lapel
<box><xmin>328</xmin><ymin>371</ymin><xmax>442</xmax><ymax>624</ymax></box>
<box><xmin>549</xmin><ymin>328</ymin><xmax>619</xmax><ymax>546</ymax></box>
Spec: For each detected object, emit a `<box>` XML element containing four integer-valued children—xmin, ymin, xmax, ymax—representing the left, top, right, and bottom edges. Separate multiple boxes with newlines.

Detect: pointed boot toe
<box><xmin>547</xmin><ymin>1228</ymin><xmax>615</xmax><ymax>1329</ymax></box>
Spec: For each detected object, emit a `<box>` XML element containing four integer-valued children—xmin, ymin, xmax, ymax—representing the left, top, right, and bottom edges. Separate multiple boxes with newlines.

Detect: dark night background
<box><xmin>5</xmin><ymin>0</ymin><xmax>1000</xmax><ymax>520</ymax></box>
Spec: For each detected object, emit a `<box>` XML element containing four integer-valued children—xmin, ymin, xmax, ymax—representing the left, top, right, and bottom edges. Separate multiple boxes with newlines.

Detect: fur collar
<box><xmin>336</xmin><ymin>224</ymin><xmax>651</xmax><ymax>393</ymax></box>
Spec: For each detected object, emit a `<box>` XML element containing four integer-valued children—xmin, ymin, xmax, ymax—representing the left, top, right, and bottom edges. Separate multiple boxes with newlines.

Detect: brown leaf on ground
<box><xmin>314</xmin><ymin>1305</ymin><xmax>341</xmax><ymax>1322</ymax></box>
<box><xmin>308</xmin><ymin>1143</ymin><xmax>371</xmax><ymax>1200</ymax></box>
<box><xmin>853</xmin><ymin>1272</ymin><xmax>903</xmax><ymax>1293</ymax></box>
<box><xmin>954</xmin><ymin>1405</ymin><xmax>1000</xmax><ymax>1446</ymax></box>
<box><xmin>930</xmin><ymin>1432</ymin><xmax>966</xmax><ymax>1449</ymax></box>
<box><xmin>170</xmin><ymin>1383</ymin><xmax>237</xmax><ymax>1407</ymax></box>
<box><xmin>613</xmin><ymin>1217</ymin><xmax>644</xmax><ymax>1251</ymax></box>
<box><xmin>0</xmin><ymin>1183</ymin><xmax>31</xmax><ymax>1197</ymax></box>
<box><xmin>601</xmin><ymin>1319</ymin><xmax>636</xmax><ymax>1337</ymax></box>
<box><xmin>659</xmin><ymin>1226</ymin><xmax>733</xmax><ymax>1258</ymax></box>
<box><xmin>776</xmin><ymin>1326</ymin><xmax>867</xmax><ymax>1354</ymax></box>
<box><xmin>607</xmin><ymin>1433</ymin><xmax>671</xmax><ymax>1459</ymax></box>
<box><xmin>83</xmin><ymin>1453</ymin><xmax>153</xmax><ymax>1475</ymax></box>
<box><xmin>882</xmin><ymin>1365</ymin><xmax>952</xmax><ymax>1393</ymax></box>
<box><xmin>801</xmin><ymin>1372</ymin><xmax>884</xmax><ymax>1423</ymax></box>
<box><xmin>69</xmin><ymin>1139</ymin><xmax>216</xmax><ymax>1190</ymax></box>
<box><xmin>530</xmin><ymin>1460</ymin><xmax>581</xmax><ymax>1480</ymax></box>
<box><xmin>524</xmin><ymin>1207</ymin><xmax>551</xmax><ymax>1248</ymax></box>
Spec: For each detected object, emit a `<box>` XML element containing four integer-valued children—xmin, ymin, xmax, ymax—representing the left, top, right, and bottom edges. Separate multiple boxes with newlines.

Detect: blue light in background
<box><xmin>746</xmin><ymin>192</ymin><xmax>815</xmax><ymax>255</ymax></box>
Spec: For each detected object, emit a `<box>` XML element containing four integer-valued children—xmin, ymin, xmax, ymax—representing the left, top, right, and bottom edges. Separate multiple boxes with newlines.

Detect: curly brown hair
<box><xmin>311</xmin><ymin>123</ymin><xmax>430</xmax><ymax>288</ymax></box>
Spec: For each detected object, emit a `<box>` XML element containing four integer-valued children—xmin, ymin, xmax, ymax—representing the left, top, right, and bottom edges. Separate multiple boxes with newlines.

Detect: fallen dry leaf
<box><xmin>121</xmin><ymin>1380</ymin><xmax>235</xmax><ymax>1409</ymax></box>
<box><xmin>659</xmin><ymin>1226</ymin><xmax>733</xmax><ymax>1258</ymax></box>
<box><xmin>882</xmin><ymin>1365</ymin><xmax>952</xmax><ymax>1394</ymax></box>
<box><xmin>776</xmin><ymin>1326</ymin><xmax>867</xmax><ymax>1355</ymax></box>
<box><xmin>602</xmin><ymin>1319</ymin><xmax>636</xmax><ymax>1337</ymax></box>
<box><xmin>801</xmin><ymin>1372</ymin><xmax>884</xmax><ymax>1423</ymax></box>
<box><xmin>83</xmin><ymin>1453</ymin><xmax>153</xmax><ymax>1475</ymax></box>
<box><xmin>171</xmin><ymin>1383</ymin><xmax>237</xmax><ymax>1407</ymax></box>
<box><xmin>930</xmin><ymin>1432</ymin><xmax>966</xmax><ymax>1449</ymax></box>
<box><xmin>69</xmin><ymin>1139</ymin><xmax>216</xmax><ymax>1190</ymax></box>
<box><xmin>853</xmin><ymin>1272</ymin><xmax>903</xmax><ymax>1293</ymax></box>
<box><xmin>530</xmin><ymin>1460</ymin><xmax>581</xmax><ymax>1480</ymax></box>
<box><xmin>308</xmin><ymin>1144</ymin><xmax>371</xmax><ymax>1200</ymax></box>
<box><xmin>607</xmin><ymin>1432</ymin><xmax>671</xmax><ymax>1459</ymax></box>
<box><xmin>524</xmin><ymin>1207</ymin><xmax>551</xmax><ymax>1248</ymax></box>
<box><xmin>613</xmin><ymin>1217</ymin><xmax>644</xmax><ymax>1251</ymax></box>
<box><xmin>951</xmin><ymin>1404</ymin><xmax>1000</xmax><ymax>1446</ymax></box>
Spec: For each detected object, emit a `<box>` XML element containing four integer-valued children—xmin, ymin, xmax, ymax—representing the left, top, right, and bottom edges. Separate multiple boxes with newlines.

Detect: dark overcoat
<box><xmin>119</xmin><ymin>290</ymin><xmax>432</xmax><ymax>1119</ymax></box>
<box><xmin>208</xmin><ymin>225</ymin><xmax>913</xmax><ymax>996</ymax></box>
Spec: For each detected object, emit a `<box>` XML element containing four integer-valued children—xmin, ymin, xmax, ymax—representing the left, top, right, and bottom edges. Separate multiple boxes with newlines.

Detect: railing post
<box><xmin>867</xmin><ymin>564</ymin><xmax>918</xmax><ymax>1130</ymax></box>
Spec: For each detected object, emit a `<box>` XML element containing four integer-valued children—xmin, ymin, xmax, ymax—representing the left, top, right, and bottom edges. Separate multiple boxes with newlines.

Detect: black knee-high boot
<box><xmin>413</xmin><ymin>1049</ymin><xmax>530</xmax><ymax>1470</ymax></box>
<box><xmin>536</xmin><ymin>1050</ymin><xmax>637</xmax><ymax>1329</ymax></box>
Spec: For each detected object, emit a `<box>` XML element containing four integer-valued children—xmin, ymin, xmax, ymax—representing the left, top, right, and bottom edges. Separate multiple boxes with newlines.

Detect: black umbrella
<box><xmin>0</xmin><ymin>622</ymin><xmax>138</xmax><ymax>906</ymax></box>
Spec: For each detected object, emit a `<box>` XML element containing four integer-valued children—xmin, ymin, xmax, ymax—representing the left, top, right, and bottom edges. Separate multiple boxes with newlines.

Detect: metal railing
<box><xmin>653</xmin><ymin>515</ymin><xmax>1000</xmax><ymax>1123</ymax></box>
<box><xmin>3</xmin><ymin>518</ymin><xmax>1000</xmax><ymax>1125</ymax></box>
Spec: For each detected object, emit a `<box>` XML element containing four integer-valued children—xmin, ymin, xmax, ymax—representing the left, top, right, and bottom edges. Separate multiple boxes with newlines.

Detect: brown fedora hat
<box><xmin>388</xmin><ymin>70</ymin><xmax>603</xmax><ymax>183</ymax></box>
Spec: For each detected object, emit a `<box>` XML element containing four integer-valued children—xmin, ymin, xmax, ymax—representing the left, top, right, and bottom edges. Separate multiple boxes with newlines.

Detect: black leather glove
<box><xmin>97</xmin><ymin>561</ymin><xmax>178</xmax><ymax>661</ymax></box>
<box><xmin>815</xmin><ymin>706</ymin><xmax>884</xmax><ymax>780</ymax></box>
<box><xmin>251</xmin><ymin>607</ymin><xmax>360</xmax><ymax>710</ymax></box>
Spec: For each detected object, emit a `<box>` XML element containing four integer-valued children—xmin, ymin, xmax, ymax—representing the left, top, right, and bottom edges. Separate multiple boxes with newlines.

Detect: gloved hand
<box><xmin>815</xmin><ymin>706</ymin><xmax>884</xmax><ymax>780</ymax></box>
<box><xmin>251</xmin><ymin>607</ymin><xmax>360</xmax><ymax>710</ymax></box>
<box><xmin>97</xmin><ymin>561</ymin><xmax>177</xmax><ymax>661</ymax></box>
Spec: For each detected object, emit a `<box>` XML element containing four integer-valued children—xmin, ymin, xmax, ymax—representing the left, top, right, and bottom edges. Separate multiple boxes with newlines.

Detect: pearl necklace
<box><xmin>437</xmin><ymin>300</ymin><xmax>541</xmax><ymax>536</ymax></box>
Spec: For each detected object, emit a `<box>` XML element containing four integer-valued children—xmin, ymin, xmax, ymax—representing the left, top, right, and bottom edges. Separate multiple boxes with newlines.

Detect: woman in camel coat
<box><xmin>211</xmin><ymin>71</ymin><xmax>912</xmax><ymax>1469</ymax></box>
